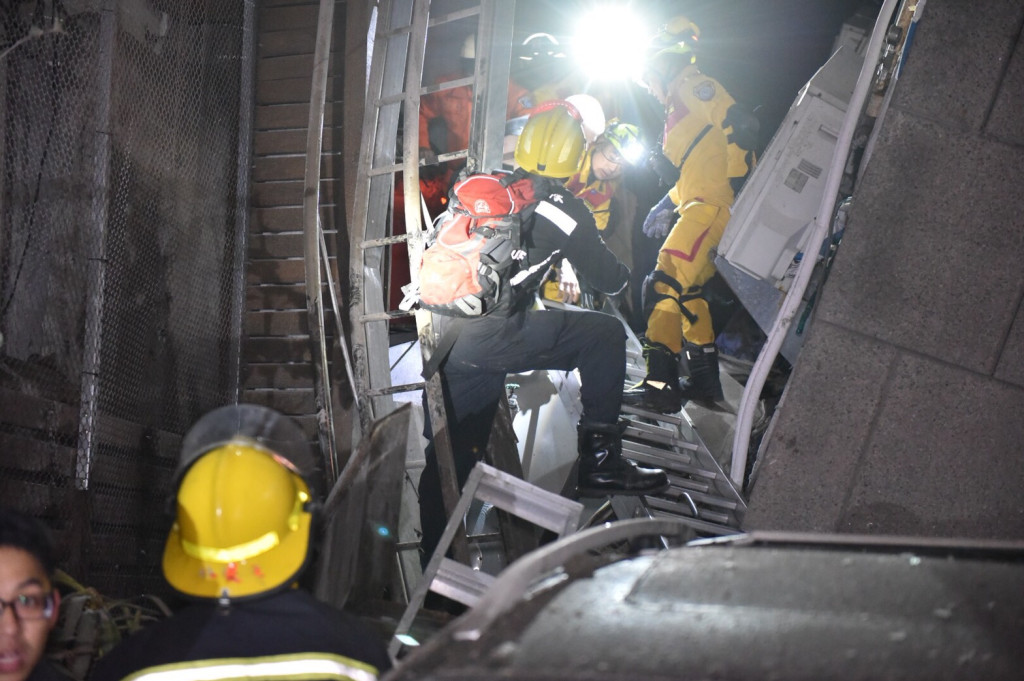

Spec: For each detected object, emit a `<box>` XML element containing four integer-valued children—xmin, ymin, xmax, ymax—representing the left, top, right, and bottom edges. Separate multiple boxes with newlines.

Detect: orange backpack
<box><xmin>416</xmin><ymin>171</ymin><xmax>542</xmax><ymax>317</ymax></box>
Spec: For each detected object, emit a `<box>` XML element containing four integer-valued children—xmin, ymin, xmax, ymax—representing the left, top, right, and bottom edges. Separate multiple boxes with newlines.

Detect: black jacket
<box><xmin>511</xmin><ymin>180</ymin><xmax>629</xmax><ymax>312</ymax></box>
<box><xmin>89</xmin><ymin>589</ymin><xmax>391</xmax><ymax>681</ymax></box>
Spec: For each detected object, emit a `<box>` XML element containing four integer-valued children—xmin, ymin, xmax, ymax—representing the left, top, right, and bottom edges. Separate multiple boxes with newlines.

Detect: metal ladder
<box><xmin>347</xmin><ymin>0</ymin><xmax>523</xmax><ymax>569</ymax></box>
<box><xmin>388</xmin><ymin>461</ymin><xmax>583</xmax><ymax>657</ymax></box>
<box><xmin>599</xmin><ymin>306</ymin><xmax>748</xmax><ymax>534</ymax></box>
<box><xmin>617</xmin><ymin>405</ymin><xmax>747</xmax><ymax>533</ymax></box>
<box><xmin>515</xmin><ymin>300</ymin><xmax>747</xmax><ymax>536</ymax></box>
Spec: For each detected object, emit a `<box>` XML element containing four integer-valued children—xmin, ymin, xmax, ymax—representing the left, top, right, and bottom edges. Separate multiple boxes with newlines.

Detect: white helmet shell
<box><xmin>565</xmin><ymin>94</ymin><xmax>605</xmax><ymax>144</ymax></box>
<box><xmin>461</xmin><ymin>33</ymin><xmax>475</xmax><ymax>60</ymax></box>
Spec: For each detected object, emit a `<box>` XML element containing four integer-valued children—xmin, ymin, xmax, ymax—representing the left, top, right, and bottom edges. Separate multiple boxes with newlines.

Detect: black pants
<box><xmin>417</xmin><ymin>307</ymin><xmax>626</xmax><ymax>564</ymax></box>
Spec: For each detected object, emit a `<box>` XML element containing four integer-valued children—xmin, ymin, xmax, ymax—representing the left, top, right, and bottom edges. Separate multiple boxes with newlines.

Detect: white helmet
<box><xmin>565</xmin><ymin>94</ymin><xmax>606</xmax><ymax>144</ymax></box>
<box><xmin>461</xmin><ymin>33</ymin><xmax>475</xmax><ymax>60</ymax></box>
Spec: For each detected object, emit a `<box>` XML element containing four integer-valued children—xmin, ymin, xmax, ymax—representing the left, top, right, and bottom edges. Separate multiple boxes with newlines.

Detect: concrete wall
<box><xmin>745</xmin><ymin>0</ymin><xmax>1024</xmax><ymax>539</ymax></box>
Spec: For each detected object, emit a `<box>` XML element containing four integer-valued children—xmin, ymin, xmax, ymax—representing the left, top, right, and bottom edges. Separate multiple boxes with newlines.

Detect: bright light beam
<box><xmin>571</xmin><ymin>4</ymin><xmax>650</xmax><ymax>82</ymax></box>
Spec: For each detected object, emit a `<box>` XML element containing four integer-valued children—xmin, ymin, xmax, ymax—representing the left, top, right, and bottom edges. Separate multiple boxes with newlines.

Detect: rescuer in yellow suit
<box><xmin>623</xmin><ymin>16</ymin><xmax>758</xmax><ymax>413</ymax></box>
<box><xmin>648</xmin><ymin>17</ymin><xmax>759</xmax><ymax>195</ymax></box>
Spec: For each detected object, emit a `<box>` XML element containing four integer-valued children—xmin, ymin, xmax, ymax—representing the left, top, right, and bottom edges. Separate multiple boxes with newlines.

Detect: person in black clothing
<box><xmin>0</xmin><ymin>508</ymin><xmax>62</xmax><ymax>681</ymax></box>
<box><xmin>90</xmin><ymin>404</ymin><xmax>392</xmax><ymax>681</ymax></box>
<box><xmin>417</xmin><ymin>101</ymin><xmax>669</xmax><ymax>564</ymax></box>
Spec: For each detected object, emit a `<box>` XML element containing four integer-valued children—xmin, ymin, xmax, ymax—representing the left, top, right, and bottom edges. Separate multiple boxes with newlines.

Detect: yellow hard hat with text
<box><xmin>162</xmin><ymin>404</ymin><xmax>320</xmax><ymax>601</ymax></box>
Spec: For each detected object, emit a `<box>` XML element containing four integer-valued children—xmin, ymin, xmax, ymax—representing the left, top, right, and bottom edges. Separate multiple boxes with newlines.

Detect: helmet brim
<box><xmin>162</xmin><ymin>500</ymin><xmax>312</xmax><ymax>601</ymax></box>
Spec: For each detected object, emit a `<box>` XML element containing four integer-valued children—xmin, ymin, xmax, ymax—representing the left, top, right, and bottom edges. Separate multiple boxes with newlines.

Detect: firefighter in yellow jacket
<box><xmin>623</xmin><ymin>17</ymin><xmax>757</xmax><ymax>413</ymax></box>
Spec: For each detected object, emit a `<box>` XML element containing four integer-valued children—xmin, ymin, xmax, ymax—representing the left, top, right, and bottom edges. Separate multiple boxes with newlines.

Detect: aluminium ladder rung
<box><xmin>376</xmin><ymin>75</ymin><xmax>475</xmax><ymax>106</ymax></box>
<box><xmin>622</xmin><ymin>445</ymin><xmax>721</xmax><ymax>480</ymax></box>
<box><xmin>624</xmin><ymin>448</ymin><xmax>702</xmax><ymax>478</ymax></box>
<box><xmin>431</xmin><ymin>557</ymin><xmax>495</xmax><ymax>605</ymax></box>
<box><xmin>604</xmin><ymin>495</ymin><xmax>719</xmax><ymax>537</ymax></box>
<box><xmin>646</xmin><ymin>493</ymin><xmax>729</xmax><ymax>523</ymax></box>
<box><xmin>621</xmin><ymin>437</ymin><xmax>697</xmax><ymax>467</ymax></box>
<box><xmin>646</xmin><ymin>505</ymin><xmax>737</xmax><ymax>535</ymax></box>
<box><xmin>470</xmin><ymin>465</ymin><xmax>583</xmax><ymax>535</ymax></box>
<box><xmin>621</xmin><ymin>403</ymin><xmax>686</xmax><ymax>426</ymax></box>
<box><xmin>624</xmin><ymin>419</ymin><xmax>700</xmax><ymax>451</ymax></box>
<box><xmin>623</xmin><ymin>423</ymin><xmax>695</xmax><ymax>450</ymax></box>
<box><xmin>664</xmin><ymin>474</ymin><xmax>711</xmax><ymax>495</ymax></box>
<box><xmin>366</xmin><ymin>149</ymin><xmax>469</xmax><ymax>177</ymax></box>
<box><xmin>358</xmin><ymin>310</ymin><xmax>415</xmax><ymax>323</ymax></box>
<box><xmin>665</xmin><ymin>481</ymin><xmax>741</xmax><ymax>511</ymax></box>
<box><xmin>418</xmin><ymin>75</ymin><xmax>475</xmax><ymax>95</ymax></box>
<box><xmin>375</xmin><ymin>2</ymin><xmax>484</xmax><ymax>42</ymax></box>
<box><xmin>625</xmin><ymin>416</ymin><xmax>679</xmax><ymax>439</ymax></box>
<box><xmin>389</xmin><ymin>462</ymin><xmax>583</xmax><ymax>658</ymax></box>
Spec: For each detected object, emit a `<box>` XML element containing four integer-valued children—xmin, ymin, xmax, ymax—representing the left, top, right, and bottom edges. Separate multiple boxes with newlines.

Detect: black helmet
<box><xmin>517</xmin><ymin>32</ymin><xmax>566</xmax><ymax>62</ymax></box>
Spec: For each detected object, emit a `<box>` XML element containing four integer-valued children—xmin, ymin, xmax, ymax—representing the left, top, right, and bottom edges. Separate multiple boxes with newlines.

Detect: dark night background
<box><xmin>505</xmin><ymin>0</ymin><xmax>878</xmax><ymax>333</ymax></box>
<box><xmin>512</xmin><ymin>0</ymin><xmax>877</xmax><ymax>152</ymax></box>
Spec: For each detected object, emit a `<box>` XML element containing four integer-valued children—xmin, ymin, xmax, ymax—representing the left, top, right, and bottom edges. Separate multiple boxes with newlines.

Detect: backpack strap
<box><xmin>497</xmin><ymin>166</ymin><xmax>529</xmax><ymax>188</ymax></box>
<box><xmin>502</xmin><ymin>171</ymin><xmax>554</xmax><ymax>237</ymax></box>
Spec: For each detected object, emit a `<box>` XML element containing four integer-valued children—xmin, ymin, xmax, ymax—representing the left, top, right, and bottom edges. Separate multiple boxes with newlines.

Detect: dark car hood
<box><xmin>387</xmin><ymin>530</ymin><xmax>1024</xmax><ymax>681</ymax></box>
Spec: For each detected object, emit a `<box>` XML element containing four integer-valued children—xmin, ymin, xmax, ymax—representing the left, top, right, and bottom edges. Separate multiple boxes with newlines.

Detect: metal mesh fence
<box><xmin>0</xmin><ymin>0</ymin><xmax>253</xmax><ymax>599</ymax></box>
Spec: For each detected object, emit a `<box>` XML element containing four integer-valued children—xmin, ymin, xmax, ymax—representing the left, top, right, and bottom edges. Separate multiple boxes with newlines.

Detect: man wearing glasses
<box><xmin>0</xmin><ymin>508</ymin><xmax>61</xmax><ymax>681</ymax></box>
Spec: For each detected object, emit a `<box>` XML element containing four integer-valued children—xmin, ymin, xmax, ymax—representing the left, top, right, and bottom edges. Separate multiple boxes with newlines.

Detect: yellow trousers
<box><xmin>646</xmin><ymin>201</ymin><xmax>730</xmax><ymax>353</ymax></box>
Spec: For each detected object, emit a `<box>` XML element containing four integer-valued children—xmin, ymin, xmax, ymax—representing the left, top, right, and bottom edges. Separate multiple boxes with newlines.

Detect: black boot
<box><xmin>678</xmin><ymin>343</ymin><xmax>724</xmax><ymax>403</ymax></box>
<box><xmin>577</xmin><ymin>420</ymin><xmax>670</xmax><ymax>497</ymax></box>
<box><xmin>621</xmin><ymin>341</ymin><xmax>682</xmax><ymax>414</ymax></box>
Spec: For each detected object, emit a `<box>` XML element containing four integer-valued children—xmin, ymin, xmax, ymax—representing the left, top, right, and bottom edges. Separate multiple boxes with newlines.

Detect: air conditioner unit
<box><xmin>718</xmin><ymin>45</ymin><xmax>861</xmax><ymax>285</ymax></box>
<box><xmin>715</xmin><ymin>44</ymin><xmax>864</xmax><ymax>363</ymax></box>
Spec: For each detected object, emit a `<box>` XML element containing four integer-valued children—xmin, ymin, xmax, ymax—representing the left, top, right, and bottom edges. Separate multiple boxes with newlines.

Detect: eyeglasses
<box><xmin>0</xmin><ymin>593</ymin><xmax>54</xmax><ymax>620</ymax></box>
<box><xmin>598</xmin><ymin>145</ymin><xmax>625</xmax><ymax>167</ymax></box>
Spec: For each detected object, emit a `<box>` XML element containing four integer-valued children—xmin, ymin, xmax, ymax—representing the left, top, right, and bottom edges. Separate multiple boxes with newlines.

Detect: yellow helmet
<box><xmin>599</xmin><ymin>121</ymin><xmax>646</xmax><ymax>167</ymax></box>
<box><xmin>514</xmin><ymin>100</ymin><xmax>587</xmax><ymax>179</ymax></box>
<box><xmin>641</xmin><ymin>15</ymin><xmax>699</xmax><ymax>88</ymax></box>
<box><xmin>662</xmin><ymin>16</ymin><xmax>700</xmax><ymax>45</ymax></box>
<box><xmin>162</xmin><ymin>404</ymin><xmax>319</xmax><ymax>601</ymax></box>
